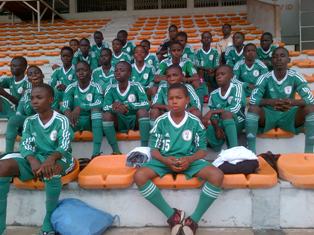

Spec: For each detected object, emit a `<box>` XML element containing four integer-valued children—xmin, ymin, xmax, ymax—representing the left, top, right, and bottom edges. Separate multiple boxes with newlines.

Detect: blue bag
<box><xmin>51</xmin><ymin>198</ymin><xmax>116</xmax><ymax>235</ymax></box>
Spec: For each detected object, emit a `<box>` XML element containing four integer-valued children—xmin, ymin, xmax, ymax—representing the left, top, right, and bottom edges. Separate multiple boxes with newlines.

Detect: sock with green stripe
<box><xmin>139</xmin><ymin>180</ymin><xmax>174</xmax><ymax>218</ymax></box>
<box><xmin>245</xmin><ymin>112</ymin><xmax>259</xmax><ymax>153</ymax></box>
<box><xmin>5</xmin><ymin>115</ymin><xmax>25</xmax><ymax>152</ymax></box>
<box><xmin>139</xmin><ymin>117</ymin><xmax>150</xmax><ymax>146</ymax></box>
<box><xmin>91</xmin><ymin>110</ymin><xmax>103</xmax><ymax>156</ymax></box>
<box><xmin>102</xmin><ymin>121</ymin><xmax>120</xmax><ymax>153</ymax></box>
<box><xmin>0</xmin><ymin>177</ymin><xmax>11</xmax><ymax>234</ymax></box>
<box><xmin>305</xmin><ymin>113</ymin><xmax>314</xmax><ymax>153</ymax></box>
<box><xmin>222</xmin><ymin>118</ymin><xmax>238</xmax><ymax>148</ymax></box>
<box><xmin>190</xmin><ymin>182</ymin><xmax>221</xmax><ymax>223</ymax></box>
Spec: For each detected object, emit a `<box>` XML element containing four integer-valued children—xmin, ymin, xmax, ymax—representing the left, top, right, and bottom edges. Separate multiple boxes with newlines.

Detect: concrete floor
<box><xmin>5</xmin><ymin>227</ymin><xmax>314</xmax><ymax>235</ymax></box>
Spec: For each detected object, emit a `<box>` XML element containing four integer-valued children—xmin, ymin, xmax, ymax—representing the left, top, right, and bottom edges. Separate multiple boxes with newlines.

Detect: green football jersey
<box><xmin>182</xmin><ymin>44</ymin><xmax>195</xmax><ymax>62</ymax></box>
<box><xmin>92</xmin><ymin>66</ymin><xmax>116</xmax><ymax>92</ymax></box>
<box><xmin>150</xmin><ymin>111</ymin><xmax>207</xmax><ymax>157</ymax></box>
<box><xmin>20</xmin><ymin>111</ymin><xmax>74</xmax><ymax>165</ymax></box>
<box><xmin>131</xmin><ymin>63</ymin><xmax>155</xmax><ymax>88</ymax></box>
<box><xmin>195</xmin><ymin>48</ymin><xmax>220</xmax><ymax>69</ymax></box>
<box><xmin>250</xmin><ymin>70</ymin><xmax>314</xmax><ymax>110</ymax></box>
<box><xmin>208</xmin><ymin>83</ymin><xmax>246</xmax><ymax>123</ymax></box>
<box><xmin>0</xmin><ymin>75</ymin><xmax>30</xmax><ymax>101</ymax></box>
<box><xmin>111</xmin><ymin>52</ymin><xmax>131</xmax><ymax>68</ymax></box>
<box><xmin>122</xmin><ymin>41</ymin><xmax>136</xmax><ymax>57</ymax></box>
<box><xmin>103</xmin><ymin>81</ymin><xmax>149</xmax><ymax>112</ymax></box>
<box><xmin>62</xmin><ymin>81</ymin><xmax>103</xmax><ymax>116</ymax></box>
<box><xmin>91</xmin><ymin>42</ymin><xmax>110</xmax><ymax>60</ymax></box>
<box><xmin>157</xmin><ymin>57</ymin><xmax>197</xmax><ymax>77</ymax></box>
<box><xmin>72</xmin><ymin>51</ymin><xmax>98</xmax><ymax>71</ymax></box>
<box><xmin>257</xmin><ymin>45</ymin><xmax>277</xmax><ymax>70</ymax></box>
<box><xmin>50</xmin><ymin>65</ymin><xmax>77</xmax><ymax>88</ymax></box>
<box><xmin>145</xmin><ymin>53</ymin><xmax>159</xmax><ymax>70</ymax></box>
<box><xmin>152</xmin><ymin>83</ymin><xmax>201</xmax><ymax>110</ymax></box>
<box><xmin>225</xmin><ymin>45</ymin><xmax>244</xmax><ymax>67</ymax></box>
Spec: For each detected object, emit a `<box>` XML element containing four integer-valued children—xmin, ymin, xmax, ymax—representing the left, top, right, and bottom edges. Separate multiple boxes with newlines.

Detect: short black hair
<box><xmin>272</xmin><ymin>46</ymin><xmax>289</xmax><ymax>57</ymax></box>
<box><xmin>140</xmin><ymin>39</ymin><xmax>150</xmax><ymax>47</ymax></box>
<box><xmin>134</xmin><ymin>45</ymin><xmax>145</xmax><ymax>51</ymax></box>
<box><xmin>234</xmin><ymin>31</ymin><xmax>245</xmax><ymax>40</ymax></box>
<box><xmin>100</xmin><ymin>47</ymin><xmax>112</xmax><ymax>56</ymax></box>
<box><xmin>261</xmin><ymin>32</ymin><xmax>273</xmax><ymax>40</ymax></box>
<box><xmin>112</xmin><ymin>38</ymin><xmax>123</xmax><ymax>45</ymax></box>
<box><xmin>222</xmin><ymin>23</ymin><xmax>231</xmax><ymax>29</ymax></box>
<box><xmin>116</xmin><ymin>61</ymin><xmax>131</xmax><ymax>71</ymax></box>
<box><xmin>216</xmin><ymin>64</ymin><xmax>233</xmax><ymax>76</ymax></box>
<box><xmin>69</xmin><ymin>38</ymin><xmax>79</xmax><ymax>44</ymax></box>
<box><xmin>168</xmin><ymin>83</ymin><xmax>189</xmax><ymax>97</ymax></box>
<box><xmin>12</xmin><ymin>56</ymin><xmax>27</xmax><ymax>67</ymax></box>
<box><xmin>61</xmin><ymin>46</ymin><xmax>74</xmax><ymax>55</ymax></box>
<box><xmin>94</xmin><ymin>30</ymin><xmax>103</xmax><ymax>36</ymax></box>
<box><xmin>80</xmin><ymin>38</ymin><xmax>90</xmax><ymax>45</ymax></box>
<box><xmin>176</xmin><ymin>31</ymin><xmax>188</xmax><ymax>40</ymax></box>
<box><xmin>117</xmin><ymin>30</ymin><xmax>128</xmax><ymax>37</ymax></box>
<box><xmin>76</xmin><ymin>61</ymin><xmax>91</xmax><ymax>71</ymax></box>
<box><xmin>244</xmin><ymin>43</ymin><xmax>256</xmax><ymax>51</ymax></box>
<box><xmin>169</xmin><ymin>40</ymin><xmax>183</xmax><ymax>49</ymax></box>
<box><xmin>27</xmin><ymin>65</ymin><xmax>43</xmax><ymax>74</ymax></box>
<box><xmin>168</xmin><ymin>24</ymin><xmax>178</xmax><ymax>31</ymax></box>
<box><xmin>166</xmin><ymin>64</ymin><xmax>183</xmax><ymax>74</ymax></box>
<box><xmin>32</xmin><ymin>83</ymin><xmax>54</xmax><ymax>98</ymax></box>
<box><xmin>201</xmin><ymin>31</ymin><xmax>212</xmax><ymax>38</ymax></box>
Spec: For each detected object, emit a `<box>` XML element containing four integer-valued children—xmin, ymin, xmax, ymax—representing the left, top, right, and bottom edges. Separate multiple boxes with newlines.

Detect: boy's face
<box><xmin>94</xmin><ymin>33</ymin><xmax>103</xmax><ymax>46</ymax></box>
<box><xmin>170</xmin><ymin>44</ymin><xmax>183</xmax><ymax>59</ymax></box>
<box><xmin>166</xmin><ymin>67</ymin><xmax>183</xmax><ymax>85</ymax></box>
<box><xmin>222</xmin><ymin>25</ymin><xmax>231</xmax><ymax>36</ymax></box>
<box><xmin>117</xmin><ymin>32</ymin><xmax>127</xmax><ymax>45</ymax></box>
<box><xmin>99</xmin><ymin>50</ymin><xmax>111</xmax><ymax>65</ymax></box>
<box><xmin>31</xmin><ymin>87</ymin><xmax>53</xmax><ymax>113</ymax></box>
<box><xmin>244</xmin><ymin>45</ymin><xmax>257</xmax><ymax>61</ymax></box>
<box><xmin>76</xmin><ymin>63</ymin><xmax>91</xmax><ymax>82</ymax></box>
<box><xmin>261</xmin><ymin>34</ymin><xmax>273</xmax><ymax>51</ymax></box>
<box><xmin>61</xmin><ymin>49</ymin><xmax>73</xmax><ymax>66</ymax></box>
<box><xmin>140</xmin><ymin>41</ymin><xmax>150</xmax><ymax>53</ymax></box>
<box><xmin>168</xmin><ymin>88</ymin><xmax>189</xmax><ymax>113</ymax></box>
<box><xmin>272</xmin><ymin>48</ymin><xmax>290</xmax><ymax>70</ymax></box>
<box><xmin>169</xmin><ymin>27</ymin><xmax>178</xmax><ymax>40</ymax></box>
<box><xmin>216</xmin><ymin>66</ymin><xmax>232</xmax><ymax>87</ymax></box>
<box><xmin>69</xmin><ymin>40</ymin><xmax>79</xmax><ymax>52</ymax></box>
<box><xmin>134</xmin><ymin>47</ymin><xmax>146</xmax><ymax>62</ymax></box>
<box><xmin>176</xmin><ymin>35</ymin><xmax>187</xmax><ymax>48</ymax></box>
<box><xmin>10</xmin><ymin>59</ymin><xmax>26</xmax><ymax>76</ymax></box>
<box><xmin>112</xmin><ymin>40</ymin><xmax>122</xmax><ymax>53</ymax></box>
<box><xmin>233</xmin><ymin>33</ymin><xmax>244</xmax><ymax>47</ymax></box>
<box><xmin>80</xmin><ymin>40</ymin><xmax>90</xmax><ymax>55</ymax></box>
<box><xmin>27</xmin><ymin>67</ymin><xmax>44</xmax><ymax>87</ymax></box>
<box><xmin>201</xmin><ymin>32</ymin><xmax>212</xmax><ymax>46</ymax></box>
<box><xmin>115</xmin><ymin>63</ymin><xmax>130</xmax><ymax>83</ymax></box>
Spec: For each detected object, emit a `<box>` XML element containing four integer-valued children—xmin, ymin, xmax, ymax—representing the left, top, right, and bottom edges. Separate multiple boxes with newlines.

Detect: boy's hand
<box><xmin>112</xmin><ymin>102</ymin><xmax>128</xmax><ymax>114</ymax></box>
<box><xmin>215</xmin><ymin>126</ymin><xmax>225</xmax><ymax>139</ymax></box>
<box><xmin>177</xmin><ymin>158</ymin><xmax>191</xmax><ymax>171</ymax></box>
<box><xmin>27</xmin><ymin>156</ymin><xmax>41</xmax><ymax>178</ymax></box>
<box><xmin>37</xmin><ymin>156</ymin><xmax>57</xmax><ymax>179</ymax></box>
<box><xmin>71</xmin><ymin>106</ymin><xmax>81</xmax><ymax>126</ymax></box>
<box><xmin>248</xmin><ymin>84</ymin><xmax>255</xmax><ymax>90</ymax></box>
<box><xmin>57</xmin><ymin>84</ymin><xmax>66</xmax><ymax>91</ymax></box>
<box><xmin>164</xmin><ymin>157</ymin><xmax>182</xmax><ymax>173</ymax></box>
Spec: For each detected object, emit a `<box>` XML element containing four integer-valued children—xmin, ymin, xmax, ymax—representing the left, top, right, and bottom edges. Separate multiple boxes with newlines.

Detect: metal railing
<box><xmin>134</xmin><ymin>0</ymin><xmax>158</xmax><ymax>10</ymax></box>
<box><xmin>77</xmin><ymin>0</ymin><xmax>127</xmax><ymax>12</ymax></box>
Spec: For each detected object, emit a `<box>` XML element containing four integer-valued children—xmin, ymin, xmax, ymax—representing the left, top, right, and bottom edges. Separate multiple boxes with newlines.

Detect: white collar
<box><xmin>133</xmin><ymin>63</ymin><xmax>146</xmax><ymax>73</ymax></box>
<box><xmin>271</xmin><ymin>70</ymin><xmax>288</xmax><ymax>85</ymax></box>
<box><xmin>116</xmin><ymin>81</ymin><xmax>130</xmax><ymax>96</ymax></box>
<box><xmin>201</xmin><ymin>48</ymin><xmax>212</xmax><ymax>55</ymax></box>
<box><xmin>167</xmin><ymin>111</ymin><xmax>188</xmax><ymax>128</ymax></box>
<box><xmin>78</xmin><ymin>81</ymin><xmax>91</xmax><ymax>93</ymax></box>
<box><xmin>62</xmin><ymin>65</ymin><xmax>73</xmax><ymax>75</ymax></box>
<box><xmin>38</xmin><ymin>111</ymin><xmax>57</xmax><ymax>129</ymax></box>
<box><xmin>14</xmin><ymin>75</ymin><xmax>27</xmax><ymax>84</ymax></box>
<box><xmin>219</xmin><ymin>83</ymin><xmax>233</xmax><ymax>99</ymax></box>
<box><xmin>235</xmin><ymin>46</ymin><xmax>244</xmax><ymax>56</ymax></box>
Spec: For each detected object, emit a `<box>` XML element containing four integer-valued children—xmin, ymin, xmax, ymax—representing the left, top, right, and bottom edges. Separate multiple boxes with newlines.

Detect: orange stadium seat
<box><xmin>302</xmin><ymin>50</ymin><xmax>314</xmax><ymax>56</ymax></box>
<box><xmin>258</xmin><ymin>128</ymin><xmax>294</xmax><ymax>138</ymax></box>
<box><xmin>278</xmin><ymin>153</ymin><xmax>314</xmax><ymax>188</ymax></box>
<box><xmin>78</xmin><ymin>155</ymin><xmax>136</xmax><ymax>189</ymax></box>
<box><xmin>302</xmin><ymin>74</ymin><xmax>314</xmax><ymax>83</ymax></box>
<box><xmin>13</xmin><ymin>159</ymin><xmax>80</xmax><ymax>190</ymax></box>
<box><xmin>289</xmin><ymin>51</ymin><xmax>301</xmax><ymax>57</ymax></box>
<box><xmin>73</xmin><ymin>130</ymin><xmax>140</xmax><ymax>141</ymax></box>
<box><xmin>153</xmin><ymin>174</ymin><xmax>203</xmax><ymax>189</ymax></box>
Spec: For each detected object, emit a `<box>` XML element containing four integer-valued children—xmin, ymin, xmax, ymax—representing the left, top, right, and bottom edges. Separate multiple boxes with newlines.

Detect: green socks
<box><xmin>139</xmin><ymin>117</ymin><xmax>150</xmax><ymax>146</ymax></box>
<box><xmin>91</xmin><ymin>111</ymin><xmax>103</xmax><ymax>156</ymax></box>
<box><xmin>222</xmin><ymin>119</ymin><xmax>238</xmax><ymax>148</ymax></box>
<box><xmin>190</xmin><ymin>182</ymin><xmax>221</xmax><ymax>223</ymax></box>
<box><xmin>305</xmin><ymin>113</ymin><xmax>314</xmax><ymax>153</ymax></box>
<box><xmin>246</xmin><ymin>112</ymin><xmax>259</xmax><ymax>153</ymax></box>
<box><xmin>42</xmin><ymin>177</ymin><xmax>62</xmax><ymax>232</ymax></box>
<box><xmin>102</xmin><ymin>121</ymin><xmax>120</xmax><ymax>153</ymax></box>
<box><xmin>0</xmin><ymin>177</ymin><xmax>10</xmax><ymax>234</ymax></box>
<box><xmin>5</xmin><ymin>115</ymin><xmax>26</xmax><ymax>153</ymax></box>
<box><xmin>139</xmin><ymin>180</ymin><xmax>174</xmax><ymax>218</ymax></box>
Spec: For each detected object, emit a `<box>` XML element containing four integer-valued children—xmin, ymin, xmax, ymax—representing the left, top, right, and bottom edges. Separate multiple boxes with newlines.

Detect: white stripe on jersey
<box><xmin>150</xmin><ymin>113</ymin><xmax>168</xmax><ymax>134</ymax></box>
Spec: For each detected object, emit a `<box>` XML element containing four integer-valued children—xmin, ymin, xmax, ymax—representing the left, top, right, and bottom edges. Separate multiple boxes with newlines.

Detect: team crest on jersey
<box><xmin>50</xmin><ymin>130</ymin><xmax>58</xmax><ymax>141</ymax></box>
<box><xmin>17</xmin><ymin>87</ymin><xmax>23</xmax><ymax>94</ymax></box>
<box><xmin>284</xmin><ymin>86</ymin><xmax>292</xmax><ymax>95</ymax></box>
<box><xmin>209</xmin><ymin>54</ymin><xmax>214</xmax><ymax>60</ymax></box>
<box><xmin>228</xmin><ymin>96</ymin><xmax>233</xmax><ymax>104</ymax></box>
<box><xmin>253</xmin><ymin>70</ymin><xmax>260</xmax><ymax>77</ymax></box>
<box><xmin>143</xmin><ymin>73</ymin><xmax>149</xmax><ymax>80</ymax></box>
<box><xmin>68</xmin><ymin>74</ymin><xmax>73</xmax><ymax>81</ymax></box>
<box><xmin>182</xmin><ymin>130</ymin><xmax>192</xmax><ymax>141</ymax></box>
<box><xmin>128</xmin><ymin>94</ymin><xmax>136</xmax><ymax>102</ymax></box>
<box><xmin>127</xmin><ymin>47</ymin><xmax>131</xmax><ymax>52</ymax></box>
<box><xmin>86</xmin><ymin>93</ymin><xmax>93</xmax><ymax>102</ymax></box>
<box><xmin>148</xmin><ymin>59</ymin><xmax>153</xmax><ymax>65</ymax></box>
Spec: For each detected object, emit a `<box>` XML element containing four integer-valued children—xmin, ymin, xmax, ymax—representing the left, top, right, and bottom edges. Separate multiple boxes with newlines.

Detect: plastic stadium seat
<box><xmin>245</xmin><ymin>35</ymin><xmax>257</xmax><ymax>41</ymax></box>
<box><xmin>303</xmin><ymin>50</ymin><xmax>314</xmax><ymax>56</ymax></box>
<box><xmin>153</xmin><ymin>174</ymin><xmax>203</xmax><ymax>189</ymax></box>
<box><xmin>258</xmin><ymin>128</ymin><xmax>294</xmax><ymax>138</ymax></box>
<box><xmin>289</xmin><ymin>51</ymin><xmax>301</xmax><ymax>57</ymax></box>
<box><xmin>302</xmin><ymin>74</ymin><xmax>314</xmax><ymax>83</ymax></box>
<box><xmin>278</xmin><ymin>153</ymin><xmax>314</xmax><ymax>188</ymax></box>
<box><xmin>188</xmin><ymin>39</ymin><xmax>200</xmax><ymax>44</ymax></box>
<box><xmin>44</xmin><ymin>51</ymin><xmax>60</xmax><ymax>57</ymax></box>
<box><xmin>73</xmin><ymin>130</ymin><xmax>140</xmax><ymax>141</ymax></box>
<box><xmin>295</xmin><ymin>60</ymin><xmax>314</xmax><ymax>68</ymax></box>
<box><xmin>78</xmin><ymin>155</ymin><xmax>136</xmax><ymax>189</ymax></box>
<box><xmin>222</xmin><ymin>174</ymin><xmax>248</xmax><ymax>189</ymax></box>
<box><xmin>13</xmin><ymin>159</ymin><xmax>80</xmax><ymax>190</ymax></box>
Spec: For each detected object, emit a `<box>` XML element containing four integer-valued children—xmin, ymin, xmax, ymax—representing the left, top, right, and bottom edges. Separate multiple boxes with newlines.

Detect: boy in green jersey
<box><xmin>117</xmin><ymin>30</ymin><xmax>136</xmax><ymax>57</ymax></box>
<box><xmin>0</xmin><ymin>83</ymin><xmax>74</xmax><ymax>235</ymax></box>
<box><xmin>140</xmin><ymin>39</ymin><xmax>159</xmax><ymax>70</ymax></box>
<box><xmin>92</xmin><ymin>48</ymin><xmax>115</xmax><ymax>92</ymax></box>
<box><xmin>111</xmin><ymin>38</ymin><xmax>132</xmax><ymax>68</ymax></box>
<box><xmin>203</xmin><ymin>65</ymin><xmax>246</xmax><ymax>151</ymax></box>
<box><xmin>72</xmin><ymin>38</ymin><xmax>98</xmax><ymax>71</ymax></box>
<box><xmin>176</xmin><ymin>31</ymin><xmax>195</xmax><ymax>62</ymax></box>
<box><xmin>91</xmin><ymin>31</ymin><xmax>110</xmax><ymax>62</ymax></box>
<box><xmin>0</xmin><ymin>56</ymin><xmax>29</xmax><ymax>118</ymax></box>
<box><xmin>134</xmin><ymin>83</ymin><xmax>223</xmax><ymax>235</ymax></box>
<box><xmin>102</xmin><ymin>61</ymin><xmax>150</xmax><ymax>154</ymax></box>
<box><xmin>246</xmin><ymin>47</ymin><xmax>314</xmax><ymax>153</ymax></box>
<box><xmin>257</xmin><ymin>32</ymin><xmax>277</xmax><ymax>71</ymax></box>
<box><xmin>224</xmin><ymin>32</ymin><xmax>245</xmax><ymax>67</ymax></box>
<box><xmin>62</xmin><ymin>61</ymin><xmax>103</xmax><ymax>157</ymax></box>
<box><xmin>233</xmin><ymin>43</ymin><xmax>268</xmax><ymax>96</ymax></box>
<box><xmin>69</xmin><ymin>38</ymin><xmax>79</xmax><ymax>54</ymax></box>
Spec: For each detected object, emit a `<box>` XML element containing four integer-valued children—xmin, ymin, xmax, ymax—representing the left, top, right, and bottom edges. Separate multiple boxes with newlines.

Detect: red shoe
<box><xmin>182</xmin><ymin>217</ymin><xmax>198</xmax><ymax>235</ymax></box>
<box><xmin>167</xmin><ymin>208</ymin><xmax>185</xmax><ymax>235</ymax></box>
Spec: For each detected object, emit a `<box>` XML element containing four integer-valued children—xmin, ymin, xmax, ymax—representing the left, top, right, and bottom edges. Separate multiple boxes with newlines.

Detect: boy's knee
<box><xmin>150</xmin><ymin>108</ymin><xmax>160</xmax><ymax>120</ymax></box>
<box><xmin>137</xmin><ymin>109</ymin><xmax>149</xmax><ymax>118</ymax></box>
<box><xmin>206</xmin><ymin>167</ymin><xmax>224</xmax><ymax>187</ymax></box>
<box><xmin>134</xmin><ymin>169</ymin><xmax>150</xmax><ymax>186</ymax></box>
<box><xmin>248</xmin><ymin>105</ymin><xmax>261</xmax><ymax>114</ymax></box>
<box><xmin>103</xmin><ymin>112</ymin><xmax>114</xmax><ymax>121</ymax></box>
<box><xmin>221</xmin><ymin>111</ymin><xmax>233</xmax><ymax>120</ymax></box>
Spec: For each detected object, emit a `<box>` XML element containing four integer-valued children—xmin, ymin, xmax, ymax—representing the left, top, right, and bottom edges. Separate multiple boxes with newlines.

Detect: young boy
<box><xmin>131</xmin><ymin>45</ymin><xmax>155</xmax><ymax>97</ymax></box>
<box><xmin>257</xmin><ymin>32</ymin><xmax>277</xmax><ymax>71</ymax></box>
<box><xmin>203</xmin><ymin>65</ymin><xmax>246</xmax><ymax>152</ymax></box>
<box><xmin>140</xmin><ymin>39</ymin><xmax>159</xmax><ymax>70</ymax></box>
<box><xmin>62</xmin><ymin>61</ymin><xmax>103</xmax><ymax>157</ymax></box>
<box><xmin>69</xmin><ymin>38</ymin><xmax>79</xmax><ymax>54</ymax></box>
<box><xmin>50</xmin><ymin>46</ymin><xmax>77</xmax><ymax>100</ymax></box>
<box><xmin>233</xmin><ymin>43</ymin><xmax>268</xmax><ymax>97</ymax></box>
<box><xmin>0</xmin><ymin>83</ymin><xmax>74</xmax><ymax>235</ymax></box>
<box><xmin>224</xmin><ymin>32</ymin><xmax>245</xmax><ymax>67</ymax></box>
<box><xmin>246</xmin><ymin>47</ymin><xmax>314</xmax><ymax>153</ymax></box>
<box><xmin>111</xmin><ymin>38</ymin><xmax>132</xmax><ymax>68</ymax></box>
<box><xmin>91</xmin><ymin>31</ymin><xmax>110</xmax><ymax>62</ymax></box>
<box><xmin>6</xmin><ymin>66</ymin><xmax>60</xmax><ymax>153</ymax></box>
<box><xmin>176</xmin><ymin>31</ymin><xmax>195</xmax><ymax>62</ymax></box>
<box><xmin>217</xmin><ymin>23</ymin><xmax>233</xmax><ymax>55</ymax></box>
<box><xmin>117</xmin><ymin>30</ymin><xmax>136</xmax><ymax>57</ymax></box>
<box><xmin>72</xmin><ymin>38</ymin><xmax>98</xmax><ymax>71</ymax></box>
<box><xmin>134</xmin><ymin>83</ymin><xmax>223</xmax><ymax>235</ymax></box>
<box><xmin>195</xmin><ymin>31</ymin><xmax>220</xmax><ymax>92</ymax></box>
<box><xmin>0</xmin><ymin>56</ymin><xmax>29</xmax><ymax>118</ymax></box>
<box><xmin>92</xmin><ymin>48</ymin><xmax>115</xmax><ymax>93</ymax></box>
<box><xmin>102</xmin><ymin>61</ymin><xmax>150</xmax><ymax>154</ymax></box>
<box><xmin>151</xmin><ymin>65</ymin><xmax>201</xmax><ymax>124</ymax></box>
<box><xmin>158</xmin><ymin>24</ymin><xmax>178</xmax><ymax>61</ymax></box>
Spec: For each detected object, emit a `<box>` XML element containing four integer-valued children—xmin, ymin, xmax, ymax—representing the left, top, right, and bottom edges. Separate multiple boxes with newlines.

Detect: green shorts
<box><xmin>117</xmin><ymin>113</ymin><xmax>136</xmax><ymax>133</ymax></box>
<box><xmin>13</xmin><ymin>154</ymin><xmax>74</xmax><ymax>182</ymax></box>
<box><xmin>260</xmin><ymin>106</ymin><xmax>302</xmax><ymax>134</ymax></box>
<box><xmin>142</xmin><ymin>158</ymin><xmax>211</xmax><ymax>179</ymax></box>
<box><xmin>0</xmin><ymin>97</ymin><xmax>16</xmax><ymax>118</ymax></box>
<box><xmin>73</xmin><ymin>115</ymin><xmax>92</xmax><ymax>132</ymax></box>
